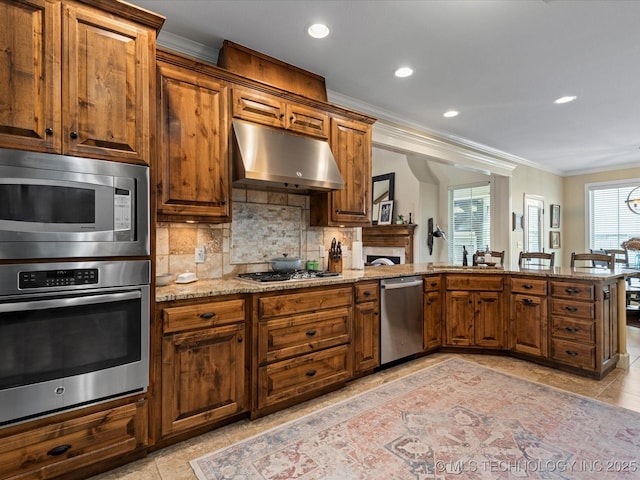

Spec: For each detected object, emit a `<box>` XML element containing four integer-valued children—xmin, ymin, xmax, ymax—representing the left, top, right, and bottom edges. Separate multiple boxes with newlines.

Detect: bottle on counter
<box><xmin>462</xmin><ymin>245</ymin><xmax>468</xmax><ymax>266</ymax></box>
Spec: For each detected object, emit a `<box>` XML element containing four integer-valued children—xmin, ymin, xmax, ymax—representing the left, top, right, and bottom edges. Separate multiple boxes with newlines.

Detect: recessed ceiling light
<box><xmin>443</xmin><ymin>110</ymin><xmax>459</xmax><ymax>118</ymax></box>
<box><xmin>554</xmin><ymin>95</ymin><xmax>577</xmax><ymax>104</ymax></box>
<box><xmin>307</xmin><ymin>23</ymin><xmax>330</xmax><ymax>39</ymax></box>
<box><xmin>394</xmin><ymin>67</ymin><xmax>414</xmax><ymax>78</ymax></box>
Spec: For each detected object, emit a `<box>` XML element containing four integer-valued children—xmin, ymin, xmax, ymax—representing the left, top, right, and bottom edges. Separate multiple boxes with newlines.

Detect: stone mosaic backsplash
<box><xmin>156</xmin><ymin>187</ymin><xmax>360</xmax><ymax>280</ymax></box>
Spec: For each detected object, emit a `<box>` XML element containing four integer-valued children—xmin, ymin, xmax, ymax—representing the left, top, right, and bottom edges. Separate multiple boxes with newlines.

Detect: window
<box><xmin>587</xmin><ymin>180</ymin><xmax>640</xmax><ymax>267</ymax></box>
<box><xmin>448</xmin><ymin>182</ymin><xmax>491</xmax><ymax>264</ymax></box>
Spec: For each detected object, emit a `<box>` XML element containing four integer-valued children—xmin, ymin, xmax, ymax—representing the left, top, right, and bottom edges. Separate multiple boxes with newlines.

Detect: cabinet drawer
<box><xmin>259</xmin><ymin>287</ymin><xmax>352</xmax><ymax>319</ymax></box>
<box><xmin>257</xmin><ymin>345</ymin><xmax>351</xmax><ymax>410</ymax></box>
<box><xmin>551</xmin><ymin>316</ymin><xmax>595</xmax><ymax>344</ymax></box>
<box><xmin>511</xmin><ymin>277</ymin><xmax>547</xmax><ymax>295</ymax></box>
<box><xmin>550</xmin><ymin>299</ymin><xmax>594</xmax><ymax>319</ymax></box>
<box><xmin>0</xmin><ymin>401</ymin><xmax>145</xmax><ymax>480</ymax></box>
<box><xmin>258</xmin><ymin>307</ymin><xmax>351</xmax><ymax>363</ymax></box>
<box><xmin>355</xmin><ymin>281</ymin><xmax>378</xmax><ymax>303</ymax></box>
<box><xmin>423</xmin><ymin>275</ymin><xmax>441</xmax><ymax>292</ymax></box>
<box><xmin>446</xmin><ymin>275</ymin><xmax>503</xmax><ymax>291</ymax></box>
<box><xmin>551</xmin><ymin>338</ymin><xmax>595</xmax><ymax>370</ymax></box>
<box><xmin>163</xmin><ymin>299</ymin><xmax>245</xmax><ymax>333</ymax></box>
<box><xmin>550</xmin><ymin>281</ymin><xmax>595</xmax><ymax>301</ymax></box>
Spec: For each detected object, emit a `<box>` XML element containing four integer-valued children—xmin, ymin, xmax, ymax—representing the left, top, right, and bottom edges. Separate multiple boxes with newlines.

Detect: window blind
<box><xmin>448</xmin><ymin>183</ymin><xmax>491</xmax><ymax>264</ymax></box>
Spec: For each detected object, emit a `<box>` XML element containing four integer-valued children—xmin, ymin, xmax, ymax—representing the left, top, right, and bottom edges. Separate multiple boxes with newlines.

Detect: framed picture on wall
<box><xmin>550</xmin><ymin>230</ymin><xmax>561</xmax><ymax>249</ymax></box>
<box><xmin>512</xmin><ymin>212</ymin><xmax>523</xmax><ymax>231</ymax></box>
<box><xmin>378</xmin><ymin>200</ymin><xmax>394</xmax><ymax>225</ymax></box>
<box><xmin>550</xmin><ymin>204</ymin><xmax>560</xmax><ymax>228</ymax></box>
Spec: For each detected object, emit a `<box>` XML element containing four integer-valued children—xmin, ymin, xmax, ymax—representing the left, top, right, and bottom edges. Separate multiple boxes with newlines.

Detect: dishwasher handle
<box><xmin>381</xmin><ymin>279</ymin><xmax>423</xmax><ymax>290</ymax></box>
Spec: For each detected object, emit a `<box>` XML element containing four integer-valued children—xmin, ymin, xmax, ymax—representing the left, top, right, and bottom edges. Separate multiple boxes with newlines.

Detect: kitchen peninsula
<box><xmin>154</xmin><ymin>263</ymin><xmax>629</xmax><ymax>446</ymax></box>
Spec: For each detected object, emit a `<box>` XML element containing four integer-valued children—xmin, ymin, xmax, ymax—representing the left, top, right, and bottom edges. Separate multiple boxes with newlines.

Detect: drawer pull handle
<box><xmin>363</xmin><ymin>290</ymin><xmax>372</xmax><ymax>296</ymax></box>
<box><xmin>200</xmin><ymin>312</ymin><xmax>216</xmax><ymax>319</ymax></box>
<box><xmin>306</xmin><ymin>369</ymin><xmax>317</xmax><ymax>377</ymax></box>
<box><xmin>523</xmin><ymin>284</ymin><xmax>533</xmax><ymax>289</ymax></box>
<box><xmin>47</xmin><ymin>444</ymin><xmax>72</xmax><ymax>456</ymax></box>
<box><xmin>565</xmin><ymin>287</ymin><xmax>579</xmax><ymax>294</ymax></box>
<box><xmin>306</xmin><ymin>329</ymin><xmax>317</xmax><ymax>337</ymax></box>
<box><xmin>565</xmin><ymin>306</ymin><xmax>578</xmax><ymax>312</ymax></box>
<box><xmin>430</xmin><ymin>282</ymin><xmax>438</xmax><ymax>287</ymax></box>
<box><xmin>565</xmin><ymin>326</ymin><xmax>579</xmax><ymax>333</ymax></box>
<box><xmin>565</xmin><ymin>350</ymin><xmax>579</xmax><ymax>357</ymax></box>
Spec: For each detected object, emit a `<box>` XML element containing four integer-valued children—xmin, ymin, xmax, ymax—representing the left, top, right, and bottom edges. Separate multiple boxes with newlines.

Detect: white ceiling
<box><xmin>133</xmin><ymin>0</ymin><xmax>640</xmax><ymax>175</ymax></box>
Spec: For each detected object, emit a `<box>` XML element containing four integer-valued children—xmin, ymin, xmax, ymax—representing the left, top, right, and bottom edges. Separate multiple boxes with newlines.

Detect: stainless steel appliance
<box><xmin>238</xmin><ymin>270</ymin><xmax>341</xmax><ymax>283</ymax></box>
<box><xmin>0</xmin><ymin>148</ymin><xmax>149</xmax><ymax>259</ymax></box>
<box><xmin>0</xmin><ymin>260</ymin><xmax>150</xmax><ymax>426</ymax></box>
<box><xmin>380</xmin><ymin>276</ymin><xmax>424</xmax><ymax>364</ymax></box>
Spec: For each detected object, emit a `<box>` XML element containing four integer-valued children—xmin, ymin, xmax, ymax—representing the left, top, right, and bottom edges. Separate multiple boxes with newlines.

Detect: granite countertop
<box><xmin>156</xmin><ymin>264</ymin><xmax>633</xmax><ymax>302</ymax></box>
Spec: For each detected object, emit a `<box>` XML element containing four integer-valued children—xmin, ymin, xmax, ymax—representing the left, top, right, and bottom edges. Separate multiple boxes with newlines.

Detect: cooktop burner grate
<box><xmin>237</xmin><ymin>270</ymin><xmax>341</xmax><ymax>283</ymax></box>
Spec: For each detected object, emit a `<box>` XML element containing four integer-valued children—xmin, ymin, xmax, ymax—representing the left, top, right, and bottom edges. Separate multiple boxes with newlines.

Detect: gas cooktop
<box><xmin>238</xmin><ymin>270</ymin><xmax>341</xmax><ymax>283</ymax></box>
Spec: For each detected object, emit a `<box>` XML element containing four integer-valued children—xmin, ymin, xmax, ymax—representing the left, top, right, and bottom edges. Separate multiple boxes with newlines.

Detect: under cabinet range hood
<box><xmin>232</xmin><ymin>119</ymin><xmax>344</xmax><ymax>192</ymax></box>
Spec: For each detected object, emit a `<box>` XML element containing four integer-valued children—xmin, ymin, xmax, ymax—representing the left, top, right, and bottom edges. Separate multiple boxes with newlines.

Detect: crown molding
<box><xmin>156</xmin><ymin>31</ymin><xmax>219</xmax><ymax>64</ymax></box>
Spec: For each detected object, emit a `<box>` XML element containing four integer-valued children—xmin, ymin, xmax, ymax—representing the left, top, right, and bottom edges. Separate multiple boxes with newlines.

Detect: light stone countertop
<box><xmin>156</xmin><ymin>263</ymin><xmax>635</xmax><ymax>302</ymax></box>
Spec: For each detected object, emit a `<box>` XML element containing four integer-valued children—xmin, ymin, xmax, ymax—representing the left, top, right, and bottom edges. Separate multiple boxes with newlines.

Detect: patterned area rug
<box><xmin>191</xmin><ymin>359</ymin><xmax>640</xmax><ymax>479</ymax></box>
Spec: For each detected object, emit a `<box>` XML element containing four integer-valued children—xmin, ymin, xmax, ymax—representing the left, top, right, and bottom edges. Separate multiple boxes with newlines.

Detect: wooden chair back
<box><xmin>472</xmin><ymin>250</ymin><xmax>504</xmax><ymax>266</ymax></box>
<box><xmin>518</xmin><ymin>251</ymin><xmax>555</xmax><ymax>268</ymax></box>
<box><xmin>605</xmin><ymin>248</ymin><xmax>629</xmax><ymax>267</ymax></box>
<box><xmin>570</xmin><ymin>252</ymin><xmax>615</xmax><ymax>269</ymax></box>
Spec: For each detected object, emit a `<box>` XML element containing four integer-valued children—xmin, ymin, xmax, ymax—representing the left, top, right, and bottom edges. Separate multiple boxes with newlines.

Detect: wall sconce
<box><xmin>626</xmin><ymin>186</ymin><xmax>640</xmax><ymax>215</ymax></box>
<box><xmin>427</xmin><ymin>217</ymin><xmax>447</xmax><ymax>255</ymax></box>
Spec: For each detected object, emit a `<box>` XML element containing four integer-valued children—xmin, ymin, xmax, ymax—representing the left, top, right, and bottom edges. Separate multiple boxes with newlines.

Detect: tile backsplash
<box><xmin>156</xmin><ymin>188</ymin><xmax>359</xmax><ymax>279</ymax></box>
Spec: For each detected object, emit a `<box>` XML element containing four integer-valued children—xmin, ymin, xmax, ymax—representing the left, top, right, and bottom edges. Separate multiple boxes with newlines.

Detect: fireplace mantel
<box><xmin>362</xmin><ymin>224</ymin><xmax>417</xmax><ymax>264</ymax></box>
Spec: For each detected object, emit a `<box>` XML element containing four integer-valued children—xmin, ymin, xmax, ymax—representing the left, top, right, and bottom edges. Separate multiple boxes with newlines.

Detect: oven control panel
<box><xmin>19</xmin><ymin>268</ymin><xmax>99</xmax><ymax>289</ymax></box>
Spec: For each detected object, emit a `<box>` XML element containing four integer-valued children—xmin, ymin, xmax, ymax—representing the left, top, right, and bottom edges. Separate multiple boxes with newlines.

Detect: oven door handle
<box><xmin>0</xmin><ymin>291</ymin><xmax>141</xmax><ymax>312</ymax></box>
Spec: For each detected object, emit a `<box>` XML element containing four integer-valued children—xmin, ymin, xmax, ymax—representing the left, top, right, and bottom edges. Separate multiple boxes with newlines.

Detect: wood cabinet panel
<box><xmin>157</xmin><ymin>57</ymin><xmax>230</xmax><ymax>221</ymax></box>
<box><xmin>512</xmin><ymin>293</ymin><xmax>548</xmax><ymax>357</ymax></box>
<box><xmin>258</xmin><ymin>286</ymin><xmax>352</xmax><ymax>319</ymax></box>
<box><xmin>161</xmin><ymin>323</ymin><xmax>246</xmax><ymax>436</ymax></box>
<box><xmin>353</xmin><ymin>281</ymin><xmax>380</xmax><ymax>373</ymax></box>
<box><xmin>0</xmin><ymin>0</ymin><xmax>61</xmax><ymax>152</ymax></box>
<box><xmin>445</xmin><ymin>290</ymin><xmax>474</xmax><ymax>346</ymax></box>
<box><xmin>163</xmin><ymin>298</ymin><xmax>245</xmax><ymax>333</ymax></box>
<box><xmin>423</xmin><ymin>289</ymin><xmax>442</xmax><ymax>350</ymax></box>
<box><xmin>424</xmin><ymin>276</ymin><xmax>442</xmax><ymax>292</ymax></box>
<box><xmin>551</xmin><ymin>338</ymin><xmax>595</xmax><ymax>370</ymax></box>
<box><xmin>551</xmin><ymin>316</ymin><xmax>594</xmax><ymax>344</ymax></box>
<box><xmin>474</xmin><ymin>291</ymin><xmax>504</xmax><ymax>347</ymax></box>
<box><xmin>257</xmin><ymin>345</ymin><xmax>351</xmax><ymax>410</ymax></box>
<box><xmin>446</xmin><ymin>275</ymin><xmax>503</xmax><ymax>291</ymax></box>
<box><xmin>258</xmin><ymin>307</ymin><xmax>351</xmax><ymax>364</ymax></box>
<box><xmin>511</xmin><ymin>277</ymin><xmax>547</xmax><ymax>296</ymax></box>
<box><xmin>549</xmin><ymin>281</ymin><xmax>595</xmax><ymax>301</ymax></box>
<box><xmin>0</xmin><ymin>401</ymin><xmax>146</xmax><ymax>480</ymax></box>
<box><xmin>550</xmin><ymin>298</ymin><xmax>594</xmax><ymax>319</ymax></box>
<box><xmin>355</xmin><ymin>282</ymin><xmax>379</xmax><ymax>302</ymax></box>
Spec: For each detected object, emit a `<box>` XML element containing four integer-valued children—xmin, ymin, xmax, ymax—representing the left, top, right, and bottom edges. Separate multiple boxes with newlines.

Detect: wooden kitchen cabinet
<box><xmin>253</xmin><ymin>285</ymin><xmax>353</xmax><ymax>417</ymax></box>
<box><xmin>0</xmin><ymin>0</ymin><xmax>162</xmax><ymax>163</ymax></box>
<box><xmin>549</xmin><ymin>279</ymin><xmax>618</xmax><ymax>377</ymax></box>
<box><xmin>232</xmin><ymin>85</ymin><xmax>329</xmax><ymax>138</ymax></box>
<box><xmin>353</xmin><ymin>281</ymin><xmax>380</xmax><ymax>373</ymax></box>
<box><xmin>310</xmin><ymin>116</ymin><xmax>373</xmax><ymax>226</ymax></box>
<box><xmin>423</xmin><ymin>275</ymin><xmax>442</xmax><ymax>351</ymax></box>
<box><xmin>160</xmin><ymin>297</ymin><xmax>247</xmax><ymax>438</ymax></box>
<box><xmin>156</xmin><ymin>52</ymin><xmax>231</xmax><ymax>222</ymax></box>
<box><xmin>510</xmin><ymin>276</ymin><xmax>548</xmax><ymax>358</ymax></box>
<box><xmin>0</xmin><ymin>400</ymin><xmax>147</xmax><ymax>480</ymax></box>
<box><xmin>444</xmin><ymin>275</ymin><xmax>505</xmax><ymax>348</ymax></box>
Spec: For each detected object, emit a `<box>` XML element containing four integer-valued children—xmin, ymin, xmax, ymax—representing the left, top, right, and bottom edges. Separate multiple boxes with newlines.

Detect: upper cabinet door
<box><xmin>0</xmin><ymin>0</ymin><xmax>61</xmax><ymax>152</ymax></box>
<box><xmin>232</xmin><ymin>86</ymin><xmax>286</xmax><ymax>129</ymax></box>
<box><xmin>63</xmin><ymin>2</ymin><xmax>151</xmax><ymax>163</ymax></box>
<box><xmin>286</xmin><ymin>103</ymin><xmax>329</xmax><ymax>139</ymax></box>
<box><xmin>157</xmin><ymin>60</ymin><xmax>231</xmax><ymax>222</ymax></box>
<box><xmin>328</xmin><ymin>116</ymin><xmax>372</xmax><ymax>225</ymax></box>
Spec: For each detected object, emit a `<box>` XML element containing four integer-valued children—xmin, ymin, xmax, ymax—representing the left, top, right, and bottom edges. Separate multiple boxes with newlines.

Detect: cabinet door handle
<box><xmin>45</xmin><ymin>127</ymin><xmax>53</xmax><ymax>135</ymax></box>
<box><xmin>522</xmin><ymin>298</ymin><xmax>535</xmax><ymax>306</ymax></box>
<box><xmin>69</xmin><ymin>131</ymin><xmax>78</xmax><ymax>139</ymax></box>
<box><xmin>565</xmin><ymin>287</ymin><xmax>579</xmax><ymax>294</ymax></box>
<box><xmin>565</xmin><ymin>350</ymin><xmax>579</xmax><ymax>357</ymax></box>
<box><xmin>565</xmin><ymin>326</ymin><xmax>579</xmax><ymax>333</ymax></box>
<box><xmin>200</xmin><ymin>312</ymin><xmax>216</xmax><ymax>319</ymax></box>
<box><xmin>47</xmin><ymin>444</ymin><xmax>72</xmax><ymax>456</ymax></box>
<box><xmin>523</xmin><ymin>284</ymin><xmax>533</xmax><ymax>289</ymax></box>
<box><xmin>237</xmin><ymin>336</ymin><xmax>243</xmax><ymax>343</ymax></box>
<box><xmin>335</xmin><ymin>209</ymin><xmax>341</xmax><ymax>214</ymax></box>
<box><xmin>279</xmin><ymin>113</ymin><xmax>285</xmax><ymax>119</ymax></box>
<box><xmin>305</xmin><ymin>369</ymin><xmax>317</xmax><ymax>377</ymax></box>
<box><xmin>564</xmin><ymin>306</ymin><xmax>578</xmax><ymax>312</ymax></box>
<box><xmin>290</xmin><ymin>115</ymin><xmax>295</xmax><ymax>121</ymax></box>
<box><xmin>306</xmin><ymin>329</ymin><xmax>316</xmax><ymax>337</ymax></box>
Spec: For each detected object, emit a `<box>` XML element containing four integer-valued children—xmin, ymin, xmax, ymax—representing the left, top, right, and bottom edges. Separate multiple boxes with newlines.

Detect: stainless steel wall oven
<box><xmin>0</xmin><ymin>260</ymin><xmax>150</xmax><ymax>426</ymax></box>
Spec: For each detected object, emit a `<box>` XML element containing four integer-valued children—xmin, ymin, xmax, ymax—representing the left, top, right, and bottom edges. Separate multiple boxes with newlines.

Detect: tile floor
<box><xmin>89</xmin><ymin>326</ymin><xmax>640</xmax><ymax>480</ymax></box>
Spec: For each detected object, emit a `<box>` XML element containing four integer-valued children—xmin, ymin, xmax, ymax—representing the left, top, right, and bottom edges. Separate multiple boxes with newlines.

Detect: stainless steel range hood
<box><xmin>232</xmin><ymin>119</ymin><xmax>344</xmax><ymax>192</ymax></box>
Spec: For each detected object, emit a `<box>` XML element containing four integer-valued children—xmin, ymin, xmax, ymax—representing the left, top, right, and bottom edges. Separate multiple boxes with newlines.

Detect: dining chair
<box><xmin>518</xmin><ymin>251</ymin><xmax>555</xmax><ymax>268</ymax></box>
<box><xmin>570</xmin><ymin>252</ymin><xmax>615</xmax><ymax>269</ymax></box>
<box><xmin>472</xmin><ymin>250</ymin><xmax>504</xmax><ymax>266</ymax></box>
<box><xmin>604</xmin><ymin>248</ymin><xmax>629</xmax><ymax>267</ymax></box>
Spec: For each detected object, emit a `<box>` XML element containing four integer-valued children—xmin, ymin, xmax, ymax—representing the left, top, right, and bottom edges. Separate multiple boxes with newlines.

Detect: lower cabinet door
<box><xmin>512</xmin><ymin>294</ymin><xmax>548</xmax><ymax>357</ymax></box>
<box><xmin>423</xmin><ymin>290</ymin><xmax>442</xmax><ymax>350</ymax></box>
<box><xmin>353</xmin><ymin>300</ymin><xmax>380</xmax><ymax>373</ymax></box>
<box><xmin>0</xmin><ymin>401</ymin><xmax>146</xmax><ymax>480</ymax></box>
<box><xmin>161</xmin><ymin>323</ymin><xmax>246</xmax><ymax>436</ymax></box>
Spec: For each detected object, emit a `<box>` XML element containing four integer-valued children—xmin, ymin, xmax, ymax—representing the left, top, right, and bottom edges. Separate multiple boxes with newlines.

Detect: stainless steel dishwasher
<box><xmin>380</xmin><ymin>276</ymin><xmax>424</xmax><ymax>364</ymax></box>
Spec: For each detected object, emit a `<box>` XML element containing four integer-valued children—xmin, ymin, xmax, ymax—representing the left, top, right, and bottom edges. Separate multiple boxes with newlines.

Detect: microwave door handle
<box><xmin>0</xmin><ymin>291</ymin><xmax>141</xmax><ymax>313</ymax></box>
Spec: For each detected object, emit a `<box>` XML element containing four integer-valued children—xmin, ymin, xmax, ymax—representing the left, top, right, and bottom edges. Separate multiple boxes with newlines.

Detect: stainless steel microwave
<box><xmin>0</xmin><ymin>149</ymin><xmax>149</xmax><ymax>259</ymax></box>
